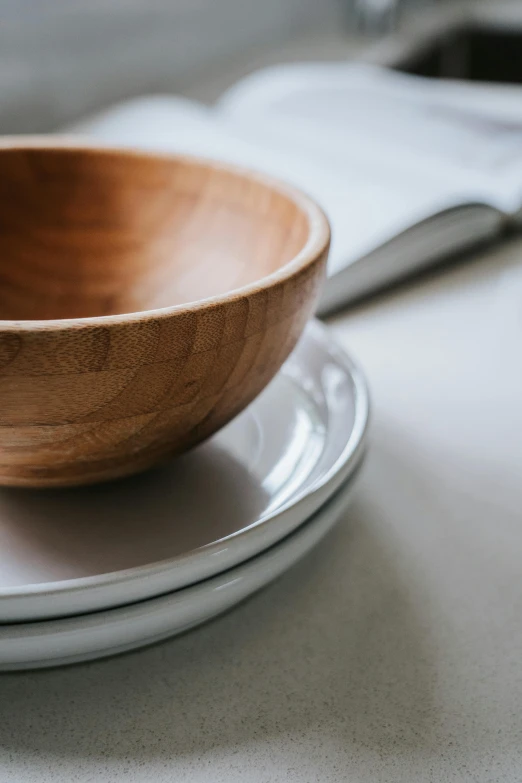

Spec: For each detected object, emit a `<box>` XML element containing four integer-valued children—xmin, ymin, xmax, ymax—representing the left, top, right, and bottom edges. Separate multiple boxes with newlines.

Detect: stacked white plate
<box><xmin>0</xmin><ymin>321</ymin><xmax>369</xmax><ymax>669</ymax></box>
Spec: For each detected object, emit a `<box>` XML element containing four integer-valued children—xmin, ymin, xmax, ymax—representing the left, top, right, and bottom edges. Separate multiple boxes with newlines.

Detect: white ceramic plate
<box><xmin>0</xmin><ymin>320</ymin><xmax>369</xmax><ymax>622</ymax></box>
<box><xmin>0</xmin><ymin>473</ymin><xmax>359</xmax><ymax>670</ymax></box>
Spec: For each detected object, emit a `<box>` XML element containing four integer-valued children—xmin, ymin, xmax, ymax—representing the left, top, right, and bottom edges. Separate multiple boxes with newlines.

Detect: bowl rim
<box><xmin>0</xmin><ymin>136</ymin><xmax>330</xmax><ymax>333</ymax></box>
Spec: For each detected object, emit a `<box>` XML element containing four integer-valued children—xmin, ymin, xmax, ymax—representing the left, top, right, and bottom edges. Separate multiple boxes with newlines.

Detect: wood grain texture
<box><xmin>0</xmin><ymin>140</ymin><xmax>330</xmax><ymax>487</ymax></box>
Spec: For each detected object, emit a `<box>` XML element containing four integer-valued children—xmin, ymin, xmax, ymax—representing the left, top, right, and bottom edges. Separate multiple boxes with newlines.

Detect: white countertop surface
<box><xmin>1</xmin><ymin>236</ymin><xmax>521</xmax><ymax>782</ymax></box>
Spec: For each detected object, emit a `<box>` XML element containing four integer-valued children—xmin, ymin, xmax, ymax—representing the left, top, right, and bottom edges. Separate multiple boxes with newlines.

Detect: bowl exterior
<box><xmin>0</xmin><ymin>251</ymin><xmax>327</xmax><ymax>487</ymax></box>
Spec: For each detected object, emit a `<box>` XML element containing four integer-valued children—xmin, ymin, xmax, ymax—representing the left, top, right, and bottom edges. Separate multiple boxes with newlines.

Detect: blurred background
<box><xmin>2</xmin><ymin>0</ymin><xmax>522</xmax><ymax>311</ymax></box>
<box><xmin>0</xmin><ymin>0</ymin><xmax>443</xmax><ymax>133</ymax></box>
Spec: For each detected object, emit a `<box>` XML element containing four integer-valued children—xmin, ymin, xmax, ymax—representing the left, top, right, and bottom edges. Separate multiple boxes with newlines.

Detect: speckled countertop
<box><xmin>1</xmin><ymin>25</ymin><xmax>522</xmax><ymax>782</ymax></box>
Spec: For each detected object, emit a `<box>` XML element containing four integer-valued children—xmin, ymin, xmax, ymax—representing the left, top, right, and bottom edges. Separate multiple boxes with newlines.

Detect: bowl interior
<box><xmin>0</xmin><ymin>147</ymin><xmax>311</xmax><ymax>321</ymax></box>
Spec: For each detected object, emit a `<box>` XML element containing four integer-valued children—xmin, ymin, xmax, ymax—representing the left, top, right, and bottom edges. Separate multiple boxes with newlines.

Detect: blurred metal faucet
<box><xmin>355</xmin><ymin>0</ymin><xmax>399</xmax><ymax>34</ymax></box>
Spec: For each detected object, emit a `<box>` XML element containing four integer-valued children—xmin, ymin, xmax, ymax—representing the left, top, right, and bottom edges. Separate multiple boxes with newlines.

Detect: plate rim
<box><xmin>0</xmin><ymin>469</ymin><xmax>361</xmax><ymax>669</ymax></box>
<box><xmin>0</xmin><ymin>320</ymin><xmax>369</xmax><ymax>606</ymax></box>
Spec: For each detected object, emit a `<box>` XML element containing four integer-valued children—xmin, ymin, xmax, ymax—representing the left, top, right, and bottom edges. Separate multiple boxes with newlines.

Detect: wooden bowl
<box><xmin>0</xmin><ymin>139</ymin><xmax>329</xmax><ymax>487</ymax></box>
